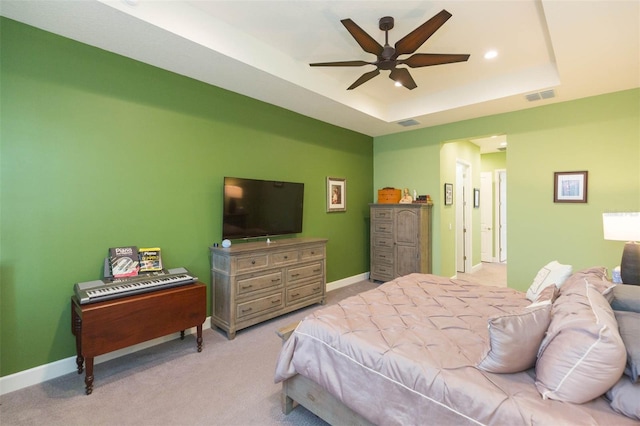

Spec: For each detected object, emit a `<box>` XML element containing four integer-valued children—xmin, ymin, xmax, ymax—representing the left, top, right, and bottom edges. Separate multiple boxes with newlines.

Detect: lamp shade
<box><xmin>602</xmin><ymin>212</ymin><xmax>640</xmax><ymax>242</ymax></box>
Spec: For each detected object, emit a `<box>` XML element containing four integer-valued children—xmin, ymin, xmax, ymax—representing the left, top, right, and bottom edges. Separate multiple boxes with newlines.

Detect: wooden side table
<box><xmin>71</xmin><ymin>282</ymin><xmax>206</xmax><ymax>394</ymax></box>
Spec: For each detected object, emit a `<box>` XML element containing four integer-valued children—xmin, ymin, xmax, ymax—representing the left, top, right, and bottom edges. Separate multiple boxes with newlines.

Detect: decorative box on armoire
<box><xmin>369</xmin><ymin>203</ymin><xmax>432</xmax><ymax>282</ymax></box>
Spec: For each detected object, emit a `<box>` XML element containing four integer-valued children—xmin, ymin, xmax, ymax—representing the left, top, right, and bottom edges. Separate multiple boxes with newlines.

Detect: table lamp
<box><xmin>602</xmin><ymin>212</ymin><xmax>640</xmax><ymax>285</ymax></box>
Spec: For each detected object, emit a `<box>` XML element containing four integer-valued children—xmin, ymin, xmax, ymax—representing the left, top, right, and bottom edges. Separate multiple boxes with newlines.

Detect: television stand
<box><xmin>210</xmin><ymin>237</ymin><xmax>327</xmax><ymax>339</ymax></box>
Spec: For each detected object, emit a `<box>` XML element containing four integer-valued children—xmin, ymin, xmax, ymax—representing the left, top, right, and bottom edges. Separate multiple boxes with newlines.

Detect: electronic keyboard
<box><xmin>74</xmin><ymin>268</ymin><xmax>197</xmax><ymax>304</ymax></box>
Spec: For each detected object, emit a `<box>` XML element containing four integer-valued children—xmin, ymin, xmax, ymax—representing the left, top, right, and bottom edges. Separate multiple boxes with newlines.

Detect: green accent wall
<box><xmin>375</xmin><ymin>88</ymin><xmax>640</xmax><ymax>289</ymax></box>
<box><xmin>0</xmin><ymin>18</ymin><xmax>373</xmax><ymax>376</ymax></box>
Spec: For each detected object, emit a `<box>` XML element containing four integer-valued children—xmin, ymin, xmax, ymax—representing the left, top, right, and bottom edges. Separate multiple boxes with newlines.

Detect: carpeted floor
<box><xmin>0</xmin><ymin>280</ymin><xmax>377</xmax><ymax>426</ymax></box>
<box><xmin>457</xmin><ymin>262</ymin><xmax>507</xmax><ymax>287</ymax></box>
<box><xmin>1</xmin><ymin>265</ymin><xmax>508</xmax><ymax>425</ymax></box>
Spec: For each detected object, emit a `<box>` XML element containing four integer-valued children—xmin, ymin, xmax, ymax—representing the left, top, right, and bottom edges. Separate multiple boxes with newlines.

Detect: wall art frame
<box><xmin>444</xmin><ymin>183</ymin><xmax>453</xmax><ymax>206</ymax></box>
<box><xmin>327</xmin><ymin>177</ymin><xmax>346</xmax><ymax>212</ymax></box>
<box><xmin>554</xmin><ymin>171</ymin><xmax>588</xmax><ymax>203</ymax></box>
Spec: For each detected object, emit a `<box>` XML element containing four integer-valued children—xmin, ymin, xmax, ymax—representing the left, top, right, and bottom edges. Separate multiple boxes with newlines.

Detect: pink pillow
<box><xmin>535</xmin><ymin>280</ymin><xmax>626</xmax><ymax>403</ymax></box>
<box><xmin>477</xmin><ymin>303</ymin><xmax>552</xmax><ymax>373</ymax></box>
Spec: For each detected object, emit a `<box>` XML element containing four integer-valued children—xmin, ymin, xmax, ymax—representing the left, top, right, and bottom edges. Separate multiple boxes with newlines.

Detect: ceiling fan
<box><xmin>310</xmin><ymin>10</ymin><xmax>470</xmax><ymax>90</ymax></box>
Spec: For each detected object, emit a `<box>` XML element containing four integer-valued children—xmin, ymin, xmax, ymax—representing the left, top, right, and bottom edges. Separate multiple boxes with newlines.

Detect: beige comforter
<box><xmin>275</xmin><ymin>273</ymin><xmax>636</xmax><ymax>425</ymax></box>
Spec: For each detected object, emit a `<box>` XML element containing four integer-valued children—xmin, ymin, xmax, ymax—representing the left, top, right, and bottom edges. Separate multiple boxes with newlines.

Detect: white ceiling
<box><xmin>2</xmin><ymin>0</ymin><xmax>639</xmax><ymax>140</ymax></box>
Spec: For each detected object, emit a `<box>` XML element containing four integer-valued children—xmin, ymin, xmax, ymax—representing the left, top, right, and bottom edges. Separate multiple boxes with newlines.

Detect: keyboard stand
<box><xmin>71</xmin><ymin>282</ymin><xmax>206</xmax><ymax>395</ymax></box>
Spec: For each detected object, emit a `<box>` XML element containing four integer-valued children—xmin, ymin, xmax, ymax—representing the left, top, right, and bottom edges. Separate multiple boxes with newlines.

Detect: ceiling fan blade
<box><xmin>341</xmin><ymin>19</ymin><xmax>384</xmax><ymax>56</ymax></box>
<box><xmin>310</xmin><ymin>60</ymin><xmax>371</xmax><ymax>67</ymax></box>
<box><xmin>394</xmin><ymin>10</ymin><xmax>452</xmax><ymax>57</ymax></box>
<box><xmin>389</xmin><ymin>68</ymin><xmax>417</xmax><ymax>90</ymax></box>
<box><xmin>399</xmin><ymin>53</ymin><xmax>470</xmax><ymax>68</ymax></box>
<box><xmin>347</xmin><ymin>69</ymin><xmax>380</xmax><ymax>90</ymax></box>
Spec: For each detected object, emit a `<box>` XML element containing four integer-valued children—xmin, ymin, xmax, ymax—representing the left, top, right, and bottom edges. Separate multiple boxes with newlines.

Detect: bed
<box><xmin>274</xmin><ymin>269</ymin><xmax>640</xmax><ymax>425</ymax></box>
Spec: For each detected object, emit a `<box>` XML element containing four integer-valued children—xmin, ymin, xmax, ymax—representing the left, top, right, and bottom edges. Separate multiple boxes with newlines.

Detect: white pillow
<box><xmin>526</xmin><ymin>261</ymin><xmax>572</xmax><ymax>302</ymax></box>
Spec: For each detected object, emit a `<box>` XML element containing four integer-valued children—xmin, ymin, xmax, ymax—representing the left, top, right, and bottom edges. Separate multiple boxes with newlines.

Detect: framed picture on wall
<box><xmin>554</xmin><ymin>171</ymin><xmax>588</xmax><ymax>203</ymax></box>
<box><xmin>327</xmin><ymin>177</ymin><xmax>346</xmax><ymax>212</ymax></box>
<box><xmin>444</xmin><ymin>183</ymin><xmax>453</xmax><ymax>206</ymax></box>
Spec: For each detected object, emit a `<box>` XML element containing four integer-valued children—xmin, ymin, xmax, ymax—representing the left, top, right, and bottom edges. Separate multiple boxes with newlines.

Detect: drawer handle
<box><xmin>310</xmin><ymin>251</ymin><xmax>315</xmax><ymax>255</ymax></box>
<box><xmin>291</xmin><ymin>293</ymin><xmax>300</xmax><ymax>298</ymax></box>
<box><xmin>272</xmin><ymin>299</ymin><xmax>281</xmax><ymax>304</ymax></box>
<box><xmin>284</xmin><ymin>255</ymin><xmax>288</xmax><ymax>259</ymax></box>
<box><xmin>313</xmin><ymin>287</ymin><xmax>320</xmax><ymax>291</ymax></box>
<box><xmin>272</xmin><ymin>278</ymin><xmax>280</xmax><ymax>283</ymax></box>
<box><xmin>313</xmin><ymin>269</ymin><xmax>321</xmax><ymax>273</ymax></box>
<box><xmin>251</xmin><ymin>260</ymin><xmax>256</xmax><ymax>265</ymax></box>
<box><xmin>291</xmin><ymin>273</ymin><xmax>300</xmax><ymax>277</ymax></box>
<box><xmin>241</xmin><ymin>284</ymin><xmax>253</xmax><ymax>290</ymax></box>
<box><xmin>242</xmin><ymin>307</ymin><xmax>253</xmax><ymax>313</ymax></box>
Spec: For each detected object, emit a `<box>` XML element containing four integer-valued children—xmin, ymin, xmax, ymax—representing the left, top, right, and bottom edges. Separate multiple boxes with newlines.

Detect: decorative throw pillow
<box><xmin>526</xmin><ymin>261</ymin><xmax>572</xmax><ymax>302</ymax></box>
<box><xmin>561</xmin><ymin>266</ymin><xmax>614</xmax><ymax>296</ymax></box>
<box><xmin>614</xmin><ymin>310</ymin><xmax>640</xmax><ymax>382</ymax></box>
<box><xmin>535</xmin><ymin>281</ymin><xmax>626</xmax><ymax>403</ymax></box>
<box><xmin>606</xmin><ymin>376</ymin><xmax>640</xmax><ymax>420</ymax></box>
<box><xmin>611</xmin><ymin>284</ymin><xmax>640</xmax><ymax>313</ymax></box>
<box><xmin>477</xmin><ymin>303</ymin><xmax>552</xmax><ymax>373</ymax></box>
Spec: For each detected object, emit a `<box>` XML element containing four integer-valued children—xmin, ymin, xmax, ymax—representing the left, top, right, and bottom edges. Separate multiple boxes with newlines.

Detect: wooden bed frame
<box><xmin>276</xmin><ymin>323</ymin><xmax>374</xmax><ymax>426</ymax></box>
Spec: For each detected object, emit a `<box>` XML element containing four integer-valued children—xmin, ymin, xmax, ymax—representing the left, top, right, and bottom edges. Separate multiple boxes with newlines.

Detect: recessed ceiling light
<box><xmin>484</xmin><ymin>50</ymin><xmax>498</xmax><ymax>60</ymax></box>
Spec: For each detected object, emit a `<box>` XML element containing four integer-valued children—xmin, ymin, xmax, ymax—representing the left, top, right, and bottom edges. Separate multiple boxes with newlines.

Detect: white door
<box><xmin>456</xmin><ymin>161</ymin><xmax>472</xmax><ymax>273</ymax></box>
<box><xmin>497</xmin><ymin>170</ymin><xmax>507</xmax><ymax>262</ymax></box>
<box><xmin>480</xmin><ymin>172</ymin><xmax>493</xmax><ymax>262</ymax></box>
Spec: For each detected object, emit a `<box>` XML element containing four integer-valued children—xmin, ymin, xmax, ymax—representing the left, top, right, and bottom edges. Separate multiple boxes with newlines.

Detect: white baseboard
<box><xmin>0</xmin><ymin>273</ymin><xmax>370</xmax><ymax>396</ymax></box>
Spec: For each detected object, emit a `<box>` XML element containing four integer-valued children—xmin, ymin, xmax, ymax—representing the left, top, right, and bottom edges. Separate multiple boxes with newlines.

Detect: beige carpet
<box><xmin>1</xmin><ymin>280</ymin><xmax>377</xmax><ymax>426</ymax></box>
<box><xmin>456</xmin><ymin>262</ymin><xmax>507</xmax><ymax>287</ymax></box>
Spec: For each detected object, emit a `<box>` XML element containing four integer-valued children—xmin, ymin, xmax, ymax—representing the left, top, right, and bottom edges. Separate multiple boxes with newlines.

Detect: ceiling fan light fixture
<box><xmin>394</xmin><ymin>81</ymin><xmax>403</xmax><ymax>87</ymax></box>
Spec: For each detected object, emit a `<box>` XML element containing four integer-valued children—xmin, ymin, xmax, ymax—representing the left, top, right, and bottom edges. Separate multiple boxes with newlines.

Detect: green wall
<box><xmin>375</xmin><ymin>89</ymin><xmax>640</xmax><ymax>288</ymax></box>
<box><xmin>0</xmin><ymin>18</ymin><xmax>373</xmax><ymax>376</ymax></box>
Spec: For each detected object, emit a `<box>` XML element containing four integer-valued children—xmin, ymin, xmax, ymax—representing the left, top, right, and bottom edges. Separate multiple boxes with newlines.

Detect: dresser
<box><xmin>370</xmin><ymin>204</ymin><xmax>432</xmax><ymax>282</ymax></box>
<box><xmin>210</xmin><ymin>238</ymin><xmax>327</xmax><ymax>339</ymax></box>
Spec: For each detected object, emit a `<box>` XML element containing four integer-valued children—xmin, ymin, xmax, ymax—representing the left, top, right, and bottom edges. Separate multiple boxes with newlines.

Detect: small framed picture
<box><xmin>554</xmin><ymin>171</ymin><xmax>588</xmax><ymax>203</ymax></box>
<box><xmin>474</xmin><ymin>188</ymin><xmax>480</xmax><ymax>208</ymax></box>
<box><xmin>327</xmin><ymin>177</ymin><xmax>346</xmax><ymax>212</ymax></box>
<box><xmin>444</xmin><ymin>183</ymin><xmax>453</xmax><ymax>206</ymax></box>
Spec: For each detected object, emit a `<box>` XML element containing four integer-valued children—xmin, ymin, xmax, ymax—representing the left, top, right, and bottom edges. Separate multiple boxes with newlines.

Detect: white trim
<box><xmin>0</xmin><ymin>273</ymin><xmax>370</xmax><ymax>395</ymax></box>
<box><xmin>326</xmin><ymin>272</ymin><xmax>370</xmax><ymax>292</ymax></box>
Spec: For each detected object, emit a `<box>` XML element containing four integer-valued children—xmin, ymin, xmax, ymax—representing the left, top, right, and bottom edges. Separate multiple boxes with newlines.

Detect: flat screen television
<box><xmin>222</xmin><ymin>177</ymin><xmax>304</xmax><ymax>240</ymax></box>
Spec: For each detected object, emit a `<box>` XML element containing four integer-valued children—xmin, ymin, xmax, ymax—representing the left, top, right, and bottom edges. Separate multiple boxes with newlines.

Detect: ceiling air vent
<box><xmin>525</xmin><ymin>89</ymin><xmax>556</xmax><ymax>102</ymax></box>
<box><xmin>397</xmin><ymin>119</ymin><xmax>420</xmax><ymax>127</ymax></box>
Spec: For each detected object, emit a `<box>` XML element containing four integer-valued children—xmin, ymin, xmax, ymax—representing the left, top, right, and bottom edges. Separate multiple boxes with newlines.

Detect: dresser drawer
<box><xmin>373</xmin><ymin>235</ymin><xmax>394</xmax><ymax>248</ymax></box>
<box><xmin>372</xmin><ymin>221</ymin><xmax>393</xmax><ymax>234</ymax></box>
<box><xmin>236</xmin><ymin>254</ymin><xmax>268</xmax><ymax>272</ymax></box>
<box><xmin>372</xmin><ymin>249</ymin><xmax>393</xmax><ymax>265</ymax></box>
<box><xmin>236</xmin><ymin>293</ymin><xmax>284</xmax><ymax>319</ymax></box>
<box><xmin>300</xmin><ymin>245</ymin><xmax>325</xmax><ymax>261</ymax></box>
<box><xmin>236</xmin><ymin>271</ymin><xmax>283</xmax><ymax>295</ymax></box>
<box><xmin>286</xmin><ymin>281</ymin><xmax>323</xmax><ymax>303</ymax></box>
<box><xmin>372</xmin><ymin>208</ymin><xmax>393</xmax><ymax>220</ymax></box>
<box><xmin>287</xmin><ymin>262</ymin><xmax>323</xmax><ymax>283</ymax></box>
<box><xmin>270</xmin><ymin>250</ymin><xmax>298</xmax><ymax>266</ymax></box>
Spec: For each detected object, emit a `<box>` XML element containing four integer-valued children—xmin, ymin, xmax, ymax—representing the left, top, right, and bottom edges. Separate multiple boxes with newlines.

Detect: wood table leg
<box><xmin>84</xmin><ymin>357</ymin><xmax>94</xmax><ymax>395</ymax></box>
<box><xmin>196</xmin><ymin>324</ymin><xmax>203</xmax><ymax>352</ymax></box>
<box><xmin>180</xmin><ymin>330</ymin><xmax>185</xmax><ymax>340</ymax></box>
